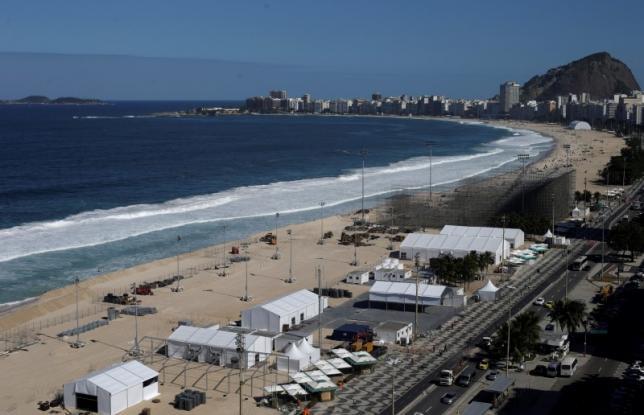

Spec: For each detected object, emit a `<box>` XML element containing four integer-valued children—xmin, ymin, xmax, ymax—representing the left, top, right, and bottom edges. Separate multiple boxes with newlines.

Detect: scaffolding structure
<box><xmin>375</xmin><ymin>167</ymin><xmax>576</xmax><ymax>230</ymax></box>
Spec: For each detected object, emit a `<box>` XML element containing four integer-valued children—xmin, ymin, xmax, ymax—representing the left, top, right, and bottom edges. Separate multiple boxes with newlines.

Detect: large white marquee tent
<box><xmin>167</xmin><ymin>325</ymin><xmax>272</xmax><ymax>369</ymax></box>
<box><xmin>369</xmin><ymin>281</ymin><xmax>449</xmax><ymax>306</ymax></box>
<box><xmin>242</xmin><ymin>289</ymin><xmax>328</xmax><ymax>333</ymax></box>
<box><xmin>439</xmin><ymin>225</ymin><xmax>524</xmax><ymax>248</ymax></box>
<box><xmin>64</xmin><ymin>360</ymin><xmax>159</xmax><ymax>415</ymax></box>
<box><xmin>399</xmin><ymin>233</ymin><xmax>510</xmax><ymax>265</ymax></box>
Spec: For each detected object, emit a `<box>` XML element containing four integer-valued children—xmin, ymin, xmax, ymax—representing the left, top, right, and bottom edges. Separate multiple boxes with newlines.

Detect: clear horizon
<box><xmin>0</xmin><ymin>0</ymin><xmax>642</xmax><ymax>100</ymax></box>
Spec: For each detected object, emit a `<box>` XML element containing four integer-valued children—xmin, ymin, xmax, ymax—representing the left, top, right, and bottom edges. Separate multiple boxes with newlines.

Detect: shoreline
<box><xmin>0</xmin><ymin>118</ymin><xmax>622</xmax><ymax>332</ymax></box>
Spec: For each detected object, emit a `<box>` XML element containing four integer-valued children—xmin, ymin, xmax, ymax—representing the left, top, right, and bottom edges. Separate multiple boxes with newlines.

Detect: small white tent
<box><xmin>568</xmin><ymin>120</ymin><xmax>591</xmax><ymax>130</ymax></box>
<box><xmin>544</xmin><ymin>229</ymin><xmax>553</xmax><ymax>239</ymax></box>
<box><xmin>477</xmin><ymin>280</ymin><xmax>499</xmax><ymax>302</ymax></box>
<box><xmin>277</xmin><ymin>343</ymin><xmax>309</xmax><ymax>373</ymax></box>
<box><xmin>64</xmin><ymin>360</ymin><xmax>159</xmax><ymax>415</ymax></box>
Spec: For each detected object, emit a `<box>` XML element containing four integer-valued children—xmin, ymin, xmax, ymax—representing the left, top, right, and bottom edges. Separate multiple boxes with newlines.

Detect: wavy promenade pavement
<box><xmin>312</xmin><ymin>241</ymin><xmax>588</xmax><ymax>415</ymax></box>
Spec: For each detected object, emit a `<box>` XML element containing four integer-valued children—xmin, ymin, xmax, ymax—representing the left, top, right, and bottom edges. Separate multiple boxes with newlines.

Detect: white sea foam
<box><xmin>0</xmin><ymin>127</ymin><xmax>552</xmax><ymax>263</ymax></box>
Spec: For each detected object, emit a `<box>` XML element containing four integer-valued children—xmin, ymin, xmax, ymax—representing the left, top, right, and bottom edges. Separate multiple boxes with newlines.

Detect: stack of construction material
<box><xmin>57</xmin><ymin>320</ymin><xmax>108</xmax><ymax>337</ymax></box>
<box><xmin>173</xmin><ymin>390</ymin><xmax>205</xmax><ymax>411</ymax></box>
<box><xmin>121</xmin><ymin>306</ymin><xmax>158</xmax><ymax>316</ymax></box>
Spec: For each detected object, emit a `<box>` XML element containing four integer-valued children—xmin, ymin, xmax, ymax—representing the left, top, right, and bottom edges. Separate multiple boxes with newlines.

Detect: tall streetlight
<box><xmin>505</xmin><ymin>286</ymin><xmax>517</xmax><ymax>377</ymax></box>
<box><xmin>287</xmin><ymin>229</ymin><xmax>295</xmax><ymax>283</ymax></box>
<box><xmin>219</xmin><ymin>225</ymin><xmax>228</xmax><ymax>277</ymax></box>
<box><xmin>425</xmin><ymin>141</ymin><xmax>435</xmax><ymax>204</ymax></box>
<box><xmin>235</xmin><ymin>333</ymin><xmax>246</xmax><ymax>415</ymax></box>
<box><xmin>241</xmin><ymin>247</ymin><xmax>251</xmax><ymax>302</ymax></box>
<box><xmin>175</xmin><ymin>235</ymin><xmax>183</xmax><ymax>291</ymax></box>
<box><xmin>360</xmin><ymin>148</ymin><xmax>368</xmax><ymax>224</ymax></box>
<box><xmin>72</xmin><ymin>277</ymin><xmax>84</xmax><ymax>348</ymax></box>
<box><xmin>272</xmin><ymin>213</ymin><xmax>280</xmax><ymax>260</ymax></box>
<box><xmin>551</xmin><ymin>193</ymin><xmax>556</xmax><ymax>238</ymax></box>
<box><xmin>387</xmin><ymin>357</ymin><xmax>401</xmax><ymax>415</ymax></box>
<box><xmin>318</xmin><ymin>202</ymin><xmax>326</xmax><ymax>245</ymax></box>
<box><xmin>518</xmin><ymin>154</ymin><xmax>530</xmax><ymax>213</ymax></box>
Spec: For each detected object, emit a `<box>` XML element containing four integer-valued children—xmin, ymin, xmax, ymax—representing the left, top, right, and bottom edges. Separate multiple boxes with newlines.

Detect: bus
<box><xmin>560</xmin><ymin>357</ymin><xmax>578</xmax><ymax>377</ymax></box>
<box><xmin>570</xmin><ymin>256</ymin><xmax>588</xmax><ymax>271</ymax></box>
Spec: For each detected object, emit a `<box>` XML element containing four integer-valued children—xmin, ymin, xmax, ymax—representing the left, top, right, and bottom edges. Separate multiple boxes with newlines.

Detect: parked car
<box><xmin>486</xmin><ymin>370</ymin><xmax>499</xmax><ymax>381</ymax></box>
<box><xmin>545</xmin><ymin>301</ymin><xmax>555</xmax><ymax>310</ymax></box>
<box><xmin>440</xmin><ymin>392</ymin><xmax>456</xmax><ymax>405</ymax></box>
<box><xmin>533</xmin><ymin>297</ymin><xmax>545</xmax><ymax>306</ymax></box>
<box><xmin>478</xmin><ymin>358</ymin><xmax>490</xmax><ymax>370</ymax></box>
<box><xmin>531</xmin><ymin>364</ymin><xmax>548</xmax><ymax>377</ymax></box>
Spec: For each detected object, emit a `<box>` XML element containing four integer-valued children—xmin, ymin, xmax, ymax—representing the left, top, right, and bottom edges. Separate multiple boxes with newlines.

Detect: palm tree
<box><xmin>481</xmin><ymin>252</ymin><xmax>495</xmax><ymax>276</ymax></box>
<box><xmin>548</xmin><ymin>299</ymin><xmax>586</xmax><ymax>333</ymax></box>
<box><xmin>491</xmin><ymin>311</ymin><xmax>541</xmax><ymax>363</ymax></box>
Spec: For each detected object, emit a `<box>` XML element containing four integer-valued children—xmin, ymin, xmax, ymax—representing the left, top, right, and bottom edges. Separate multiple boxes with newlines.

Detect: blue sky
<box><xmin>0</xmin><ymin>0</ymin><xmax>642</xmax><ymax>99</ymax></box>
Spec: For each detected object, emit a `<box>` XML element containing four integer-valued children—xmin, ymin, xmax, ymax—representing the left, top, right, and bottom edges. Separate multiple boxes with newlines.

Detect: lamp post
<box><xmin>287</xmin><ymin>229</ymin><xmax>294</xmax><ymax>283</ymax></box>
<box><xmin>425</xmin><ymin>141</ymin><xmax>435</xmax><ymax>204</ymax></box>
<box><xmin>518</xmin><ymin>154</ymin><xmax>530</xmax><ymax>213</ymax></box>
<box><xmin>551</xmin><ymin>193</ymin><xmax>556</xmax><ymax>239</ymax></box>
<box><xmin>360</xmin><ymin>149</ymin><xmax>367</xmax><ymax>224</ymax></box>
<box><xmin>318</xmin><ymin>202</ymin><xmax>325</xmax><ymax>245</ymax></box>
<box><xmin>272</xmin><ymin>212</ymin><xmax>280</xmax><ymax>260</ymax></box>
<box><xmin>235</xmin><ymin>333</ymin><xmax>246</xmax><ymax>415</ymax></box>
<box><xmin>387</xmin><ymin>357</ymin><xmax>401</xmax><ymax>415</ymax></box>
<box><xmin>505</xmin><ymin>285</ymin><xmax>517</xmax><ymax>377</ymax></box>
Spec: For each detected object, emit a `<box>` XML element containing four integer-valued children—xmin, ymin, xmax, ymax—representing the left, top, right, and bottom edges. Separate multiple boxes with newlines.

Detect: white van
<box><xmin>560</xmin><ymin>357</ymin><xmax>578</xmax><ymax>377</ymax></box>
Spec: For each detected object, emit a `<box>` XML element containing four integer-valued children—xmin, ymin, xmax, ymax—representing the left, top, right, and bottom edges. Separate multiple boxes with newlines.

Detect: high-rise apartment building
<box><xmin>500</xmin><ymin>81</ymin><xmax>520</xmax><ymax>113</ymax></box>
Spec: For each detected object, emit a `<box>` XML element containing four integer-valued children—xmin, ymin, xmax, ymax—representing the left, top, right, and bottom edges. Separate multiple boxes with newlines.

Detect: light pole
<box><xmin>505</xmin><ymin>285</ymin><xmax>516</xmax><ymax>377</ymax></box>
<box><xmin>564</xmin><ymin>248</ymin><xmax>569</xmax><ymax>300</ymax></box>
<box><xmin>318</xmin><ymin>202</ymin><xmax>325</xmax><ymax>245</ymax></box>
<box><xmin>501</xmin><ymin>215</ymin><xmax>507</xmax><ymax>264</ymax></box>
<box><xmin>551</xmin><ymin>193</ymin><xmax>556</xmax><ymax>238</ymax></box>
<box><xmin>361</xmin><ymin>148</ymin><xmax>367</xmax><ymax>224</ymax></box>
<box><xmin>235</xmin><ymin>333</ymin><xmax>246</xmax><ymax>415</ymax></box>
<box><xmin>387</xmin><ymin>357</ymin><xmax>401</xmax><ymax>415</ymax></box>
<box><xmin>518</xmin><ymin>154</ymin><xmax>529</xmax><ymax>213</ymax></box>
<box><xmin>241</xmin><ymin>247</ymin><xmax>250</xmax><ymax>302</ymax></box>
<box><xmin>73</xmin><ymin>277</ymin><xmax>84</xmax><ymax>348</ymax></box>
<box><xmin>219</xmin><ymin>225</ymin><xmax>228</xmax><ymax>277</ymax></box>
<box><xmin>425</xmin><ymin>141</ymin><xmax>435</xmax><ymax>204</ymax></box>
<box><xmin>272</xmin><ymin>212</ymin><xmax>280</xmax><ymax>260</ymax></box>
<box><xmin>317</xmin><ymin>266</ymin><xmax>323</xmax><ymax>350</ymax></box>
<box><xmin>287</xmin><ymin>229</ymin><xmax>294</xmax><ymax>283</ymax></box>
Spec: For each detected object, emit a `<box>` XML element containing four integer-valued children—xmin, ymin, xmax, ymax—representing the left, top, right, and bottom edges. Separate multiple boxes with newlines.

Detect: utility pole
<box><xmin>241</xmin><ymin>247</ymin><xmax>250</xmax><ymax>302</ymax></box>
<box><xmin>287</xmin><ymin>229</ymin><xmax>294</xmax><ymax>283</ymax></box>
<box><xmin>360</xmin><ymin>148</ymin><xmax>367</xmax><ymax>224</ymax></box>
<box><xmin>318</xmin><ymin>202</ymin><xmax>325</xmax><ymax>245</ymax></box>
<box><xmin>73</xmin><ymin>277</ymin><xmax>84</xmax><ymax>348</ymax></box>
<box><xmin>414</xmin><ymin>267</ymin><xmax>419</xmax><ymax>342</ymax></box>
<box><xmin>518</xmin><ymin>154</ymin><xmax>529</xmax><ymax>213</ymax></box>
<box><xmin>235</xmin><ymin>333</ymin><xmax>245</xmax><ymax>415</ymax></box>
<box><xmin>387</xmin><ymin>358</ymin><xmax>400</xmax><ymax>415</ymax></box>
<box><xmin>425</xmin><ymin>141</ymin><xmax>435</xmax><ymax>204</ymax></box>
<box><xmin>133</xmin><ymin>283</ymin><xmax>140</xmax><ymax>356</ymax></box>
<box><xmin>501</xmin><ymin>215</ymin><xmax>507</xmax><ymax>263</ymax></box>
<box><xmin>219</xmin><ymin>225</ymin><xmax>228</xmax><ymax>277</ymax></box>
<box><xmin>317</xmin><ymin>266</ymin><xmax>323</xmax><ymax>350</ymax></box>
<box><xmin>175</xmin><ymin>235</ymin><xmax>182</xmax><ymax>291</ymax></box>
<box><xmin>273</xmin><ymin>212</ymin><xmax>280</xmax><ymax>259</ymax></box>
<box><xmin>551</xmin><ymin>193</ymin><xmax>556</xmax><ymax>238</ymax></box>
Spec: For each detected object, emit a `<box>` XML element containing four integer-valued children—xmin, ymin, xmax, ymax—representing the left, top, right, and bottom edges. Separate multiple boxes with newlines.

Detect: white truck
<box><xmin>439</xmin><ymin>369</ymin><xmax>454</xmax><ymax>386</ymax></box>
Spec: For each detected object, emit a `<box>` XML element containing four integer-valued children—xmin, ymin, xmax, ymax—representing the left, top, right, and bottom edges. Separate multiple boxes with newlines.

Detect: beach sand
<box><xmin>0</xmin><ymin>120</ymin><xmax>627</xmax><ymax>414</ymax></box>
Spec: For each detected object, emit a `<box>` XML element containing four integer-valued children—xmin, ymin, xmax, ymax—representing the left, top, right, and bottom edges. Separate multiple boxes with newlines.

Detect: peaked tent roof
<box><xmin>72</xmin><ymin>360</ymin><xmax>159</xmax><ymax>396</ymax></box>
<box><xmin>478</xmin><ymin>280</ymin><xmax>499</xmax><ymax>293</ymax></box>
<box><xmin>440</xmin><ymin>225</ymin><xmax>523</xmax><ymax>240</ymax></box>
<box><xmin>370</xmin><ymin>281</ymin><xmax>447</xmax><ymax>298</ymax></box>
<box><xmin>544</xmin><ymin>229</ymin><xmax>553</xmax><ymax>238</ymax></box>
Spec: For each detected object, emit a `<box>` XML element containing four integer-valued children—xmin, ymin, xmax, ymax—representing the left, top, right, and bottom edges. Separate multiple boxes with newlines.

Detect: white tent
<box><xmin>277</xmin><ymin>343</ymin><xmax>309</xmax><ymax>373</ymax></box>
<box><xmin>477</xmin><ymin>280</ymin><xmax>499</xmax><ymax>302</ymax></box>
<box><xmin>568</xmin><ymin>120</ymin><xmax>591</xmax><ymax>130</ymax></box>
<box><xmin>373</xmin><ymin>258</ymin><xmax>411</xmax><ymax>281</ymax></box>
<box><xmin>242</xmin><ymin>289</ymin><xmax>328</xmax><ymax>332</ymax></box>
<box><xmin>166</xmin><ymin>325</ymin><xmax>272</xmax><ymax>368</ymax></box>
<box><xmin>64</xmin><ymin>360</ymin><xmax>159</xmax><ymax>415</ymax></box>
<box><xmin>544</xmin><ymin>229</ymin><xmax>553</xmax><ymax>238</ymax></box>
<box><xmin>369</xmin><ymin>281</ymin><xmax>449</xmax><ymax>306</ymax></box>
<box><xmin>399</xmin><ymin>233</ymin><xmax>510</xmax><ymax>265</ymax></box>
<box><xmin>439</xmin><ymin>225</ymin><xmax>525</xmax><ymax>248</ymax></box>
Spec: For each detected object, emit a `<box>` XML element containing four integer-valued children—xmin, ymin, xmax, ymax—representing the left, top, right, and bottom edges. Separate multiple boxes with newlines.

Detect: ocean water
<box><xmin>0</xmin><ymin>102</ymin><xmax>552</xmax><ymax>304</ymax></box>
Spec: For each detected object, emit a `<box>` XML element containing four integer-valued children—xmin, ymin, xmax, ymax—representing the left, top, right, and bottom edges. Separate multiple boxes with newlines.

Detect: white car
<box><xmin>533</xmin><ymin>297</ymin><xmax>545</xmax><ymax>306</ymax></box>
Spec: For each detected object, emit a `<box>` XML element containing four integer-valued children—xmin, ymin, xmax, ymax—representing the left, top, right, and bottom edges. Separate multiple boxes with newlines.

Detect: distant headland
<box><xmin>0</xmin><ymin>95</ymin><xmax>106</xmax><ymax>105</ymax></box>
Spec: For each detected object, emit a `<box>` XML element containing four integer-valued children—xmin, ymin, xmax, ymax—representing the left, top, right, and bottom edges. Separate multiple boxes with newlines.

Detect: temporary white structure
<box><xmin>568</xmin><ymin>120</ymin><xmax>591</xmax><ymax>130</ymax></box>
<box><xmin>277</xmin><ymin>343</ymin><xmax>308</xmax><ymax>372</ymax></box>
<box><xmin>477</xmin><ymin>280</ymin><xmax>499</xmax><ymax>302</ymax></box>
<box><xmin>399</xmin><ymin>233</ymin><xmax>510</xmax><ymax>265</ymax></box>
<box><xmin>375</xmin><ymin>321</ymin><xmax>413</xmax><ymax>344</ymax></box>
<box><xmin>346</xmin><ymin>271</ymin><xmax>369</xmax><ymax>284</ymax></box>
<box><xmin>373</xmin><ymin>258</ymin><xmax>411</xmax><ymax>281</ymax></box>
<box><xmin>64</xmin><ymin>360</ymin><xmax>159</xmax><ymax>415</ymax></box>
<box><xmin>440</xmin><ymin>225</ymin><xmax>525</xmax><ymax>248</ymax></box>
<box><xmin>241</xmin><ymin>289</ymin><xmax>328</xmax><ymax>332</ymax></box>
<box><xmin>166</xmin><ymin>325</ymin><xmax>272</xmax><ymax>368</ymax></box>
<box><xmin>276</xmin><ymin>337</ymin><xmax>320</xmax><ymax>373</ymax></box>
<box><xmin>369</xmin><ymin>281</ymin><xmax>448</xmax><ymax>306</ymax></box>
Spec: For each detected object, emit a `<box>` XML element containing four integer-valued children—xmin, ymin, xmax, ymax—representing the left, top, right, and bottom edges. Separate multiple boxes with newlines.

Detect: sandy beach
<box><xmin>0</xmin><ymin>119</ymin><xmax>627</xmax><ymax>414</ymax></box>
